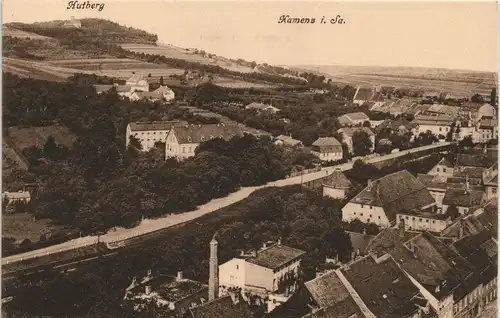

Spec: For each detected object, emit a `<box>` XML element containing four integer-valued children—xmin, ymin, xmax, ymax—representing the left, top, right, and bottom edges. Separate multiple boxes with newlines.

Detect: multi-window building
<box><xmin>310</xmin><ymin>137</ymin><xmax>343</xmax><ymax>162</ymax></box>
<box><xmin>126</xmin><ymin>121</ymin><xmax>188</xmax><ymax>151</ymax></box>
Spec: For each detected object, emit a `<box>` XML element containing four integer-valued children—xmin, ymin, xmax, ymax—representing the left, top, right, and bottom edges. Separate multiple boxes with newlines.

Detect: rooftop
<box><xmin>128</xmin><ymin>121</ymin><xmax>188</xmax><ymax>132</ymax></box>
<box><xmin>338</xmin><ymin>112</ymin><xmax>370</xmax><ymax>125</ymax></box>
<box><xmin>312</xmin><ymin>137</ymin><xmax>342</xmax><ymax>148</ymax></box>
<box><xmin>365</xmin><ymin>228</ymin><xmax>420</xmax><ymax>257</ymax></box>
<box><xmin>416</xmin><ymin>174</ymin><xmax>447</xmax><ymax>190</ymax></box>
<box><xmin>353</xmin><ymin>87</ymin><xmax>374</xmax><ymax>101</ymax></box>
<box><xmin>456</xmin><ymin>151</ymin><xmax>497</xmax><ymax>168</ymax></box>
<box><xmin>442</xmin><ymin>188</ymin><xmax>484</xmax><ymax>207</ymax></box>
<box><xmin>323</xmin><ymin>171</ymin><xmax>352</xmax><ymax>189</ymax></box>
<box><xmin>275</xmin><ymin>135</ymin><xmax>303</xmax><ymax>147</ymax></box>
<box><xmin>350</xmin><ymin>170</ymin><xmax>436</xmax><ymax>222</ymax></box>
<box><xmin>128</xmin><ymin>275</ymin><xmax>207</xmax><ymax>303</ymax></box>
<box><xmin>347</xmin><ymin>231</ymin><xmax>376</xmax><ymax>254</ymax></box>
<box><xmin>171</xmin><ymin>124</ymin><xmax>244</xmax><ymax>144</ymax></box>
<box><xmin>337</xmin><ymin>127</ymin><xmax>375</xmax><ymax>137</ymax></box>
<box><xmin>188</xmin><ymin>295</ymin><xmax>253</xmax><ymax>318</ymax></box>
<box><xmin>245</xmin><ymin>244</ymin><xmax>306</xmax><ymax>270</ymax></box>
<box><xmin>375</xmin><ymin>118</ymin><xmax>418</xmax><ymax>132</ymax></box>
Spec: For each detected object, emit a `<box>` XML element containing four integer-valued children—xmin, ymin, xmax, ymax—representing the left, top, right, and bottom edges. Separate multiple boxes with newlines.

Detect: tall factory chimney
<box><xmin>208</xmin><ymin>232</ymin><xmax>219</xmax><ymax>301</ymax></box>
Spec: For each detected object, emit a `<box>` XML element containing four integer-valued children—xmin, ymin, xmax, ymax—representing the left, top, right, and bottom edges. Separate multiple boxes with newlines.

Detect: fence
<box><xmin>288</xmin><ymin>166</ymin><xmax>321</xmax><ymax>178</ymax></box>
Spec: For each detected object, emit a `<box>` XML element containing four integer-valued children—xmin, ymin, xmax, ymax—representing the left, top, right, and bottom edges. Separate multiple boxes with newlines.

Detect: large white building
<box><xmin>165</xmin><ymin>123</ymin><xmax>244</xmax><ymax>160</ymax></box>
<box><xmin>342</xmin><ymin>170</ymin><xmax>436</xmax><ymax>227</ymax></box>
<box><xmin>218</xmin><ymin>242</ymin><xmax>305</xmax><ymax>295</ymax></box>
<box><xmin>414</xmin><ymin>114</ymin><xmax>456</xmax><ymax>137</ymax></box>
<box><xmin>126</xmin><ymin>74</ymin><xmax>149</xmax><ymax>92</ymax></box>
<box><xmin>126</xmin><ymin>121</ymin><xmax>188</xmax><ymax>151</ymax></box>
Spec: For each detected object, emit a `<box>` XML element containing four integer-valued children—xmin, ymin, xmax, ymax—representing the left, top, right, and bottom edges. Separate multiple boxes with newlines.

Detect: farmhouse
<box><xmin>336</xmin><ymin>127</ymin><xmax>375</xmax><ymax>154</ymax></box>
<box><xmin>165</xmin><ymin>123</ymin><xmax>243</xmax><ymax>160</ymax></box>
<box><xmin>342</xmin><ymin>170</ymin><xmax>436</xmax><ymax>227</ymax></box>
<box><xmin>154</xmin><ymin>85</ymin><xmax>176</xmax><ymax>102</ymax></box>
<box><xmin>310</xmin><ymin>137</ymin><xmax>343</xmax><ymax>162</ymax></box>
<box><xmin>274</xmin><ymin>135</ymin><xmax>303</xmax><ymax>148</ymax></box>
<box><xmin>126</xmin><ymin>74</ymin><xmax>149</xmax><ymax>92</ymax></box>
<box><xmin>337</xmin><ymin>112</ymin><xmax>369</xmax><ymax>127</ymax></box>
<box><xmin>126</xmin><ymin>121</ymin><xmax>188</xmax><ymax>151</ymax></box>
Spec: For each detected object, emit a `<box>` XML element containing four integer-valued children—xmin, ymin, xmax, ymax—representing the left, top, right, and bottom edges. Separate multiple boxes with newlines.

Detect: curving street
<box><xmin>2</xmin><ymin>142</ymin><xmax>450</xmax><ymax>266</ymax></box>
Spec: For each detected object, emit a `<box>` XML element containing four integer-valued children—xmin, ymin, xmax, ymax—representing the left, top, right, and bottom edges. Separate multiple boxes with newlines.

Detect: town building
<box><xmin>187</xmin><ymin>294</ymin><xmax>253</xmax><ymax>318</ymax></box>
<box><xmin>2</xmin><ymin>191</ymin><xmax>31</xmax><ymax>205</ymax></box>
<box><xmin>475</xmin><ymin>118</ymin><xmax>498</xmax><ymax>142</ymax></box>
<box><xmin>130</xmin><ymin>91</ymin><xmax>163</xmax><ymax>102</ymax></box>
<box><xmin>274</xmin><ymin>135</ymin><xmax>303</xmax><ymax>148</ymax></box>
<box><xmin>414</xmin><ymin>115</ymin><xmax>456</xmax><ymax>137</ymax></box>
<box><xmin>416</xmin><ymin>174</ymin><xmax>448</xmax><ymax>207</ymax></box>
<box><xmin>427</xmin><ymin>158</ymin><xmax>455</xmax><ymax>178</ymax></box>
<box><xmin>126</xmin><ymin>121</ymin><xmax>188</xmax><ymax>151</ymax></box>
<box><xmin>218</xmin><ymin>240</ymin><xmax>306</xmax><ymax>296</ymax></box>
<box><xmin>396</xmin><ymin>209</ymin><xmax>452</xmax><ymax>233</ymax></box>
<box><xmin>441</xmin><ymin>187</ymin><xmax>486</xmax><ymax>215</ymax></box>
<box><xmin>337</xmin><ymin>112</ymin><xmax>370</xmax><ymax>127</ymax></box>
<box><xmin>322</xmin><ymin>170</ymin><xmax>352</xmax><ymax>199</ymax></box>
<box><xmin>352</xmin><ymin>86</ymin><xmax>384</xmax><ymax>107</ymax></box>
<box><xmin>336</xmin><ymin>127</ymin><xmax>375</xmax><ymax>154</ymax></box>
<box><xmin>342</xmin><ymin>170</ymin><xmax>436</xmax><ymax>227</ymax></box>
<box><xmin>63</xmin><ymin>16</ymin><xmax>82</xmax><ymax>28</ymax></box>
<box><xmin>310</xmin><ymin>137</ymin><xmax>343</xmax><ymax>162</ymax></box>
<box><xmin>374</xmin><ymin>117</ymin><xmax>419</xmax><ymax>138</ymax></box>
<box><xmin>476</xmin><ymin>103</ymin><xmax>496</xmax><ymax>120</ymax></box>
<box><xmin>165</xmin><ymin>123</ymin><xmax>244</xmax><ymax>160</ymax></box>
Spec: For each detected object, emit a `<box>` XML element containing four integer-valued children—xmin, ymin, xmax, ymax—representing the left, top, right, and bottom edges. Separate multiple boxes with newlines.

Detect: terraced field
<box><xmin>2</xmin><ymin>26</ymin><xmax>53</xmax><ymax>40</ymax></box>
<box><xmin>121</xmin><ymin>43</ymin><xmax>258</xmax><ymax>73</ymax></box>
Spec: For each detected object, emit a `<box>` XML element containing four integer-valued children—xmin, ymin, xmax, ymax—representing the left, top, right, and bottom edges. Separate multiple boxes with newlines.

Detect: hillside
<box><xmin>5</xmin><ymin>18</ymin><xmax>158</xmax><ymax>44</ymax></box>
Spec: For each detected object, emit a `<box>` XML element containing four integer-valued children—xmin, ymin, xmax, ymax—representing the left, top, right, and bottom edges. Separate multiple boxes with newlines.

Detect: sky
<box><xmin>2</xmin><ymin>1</ymin><xmax>499</xmax><ymax>72</ymax></box>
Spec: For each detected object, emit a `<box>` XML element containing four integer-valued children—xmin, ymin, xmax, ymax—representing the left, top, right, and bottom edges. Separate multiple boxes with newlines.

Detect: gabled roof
<box><xmin>340</xmin><ymin>112</ymin><xmax>369</xmax><ymax>122</ymax></box>
<box><xmin>337</xmin><ymin>127</ymin><xmax>375</xmax><ymax>137</ymax></box>
<box><xmin>170</xmin><ymin>124</ymin><xmax>244</xmax><ymax>144</ymax></box>
<box><xmin>453</xmin><ymin>230</ymin><xmax>497</xmax><ymax>277</ymax></box>
<box><xmin>304</xmin><ymin>270</ymin><xmax>363</xmax><ymax>318</ymax></box>
<box><xmin>442</xmin><ymin>188</ymin><xmax>484</xmax><ymax>207</ymax></box>
<box><xmin>435</xmin><ymin>157</ymin><xmax>454</xmax><ymax>168</ymax></box>
<box><xmin>154</xmin><ymin>85</ymin><xmax>174</xmax><ymax>93</ymax></box>
<box><xmin>350</xmin><ymin>170</ymin><xmax>436</xmax><ymax>222</ymax></box>
<box><xmin>127</xmin><ymin>74</ymin><xmax>147</xmax><ymax>84</ymax></box>
<box><xmin>375</xmin><ymin>118</ymin><xmax>418</xmax><ymax>132</ymax></box>
<box><xmin>188</xmin><ymin>295</ymin><xmax>253</xmax><ymax>318</ymax></box>
<box><xmin>353</xmin><ymin>87</ymin><xmax>374</xmax><ymax>101</ymax></box>
<box><xmin>452</xmin><ymin>166</ymin><xmax>485</xmax><ymax>179</ymax></box>
<box><xmin>416</xmin><ymin>174</ymin><xmax>447</xmax><ymax>190</ymax></box>
<box><xmin>312</xmin><ymin>137</ymin><xmax>342</xmax><ymax>147</ymax></box>
<box><xmin>341</xmin><ymin>255</ymin><xmax>423</xmax><ymax>317</ymax></box>
<box><xmin>246</xmin><ymin>244</ymin><xmax>306</xmax><ymax>270</ymax></box>
<box><xmin>94</xmin><ymin>84</ymin><xmax>114</xmax><ymax>93</ymax></box>
<box><xmin>456</xmin><ymin>151</ymin><xmax>497</xmax><ymax>168</ymax></box>
<box><xmin>365</xmin><ymin>228</ymin><xmax>420</xmax><ymax>257</ymax></box>
<box><xmin>323</xmin><ymin>171</ymin><xmax>352</xmax><ymax>189</ymax></box>
<box><xmin>414</xmin><ymin>115</ymin><xmax>455</xmax><ymax>126</ymax></box>
<box><xmin>276</xmin><ymin>135</ymin><xmax>303</xmax><ymax>147</ymax></box>
<box><xmin>128</xmin><ymin>121</ymin><xmax>188</xmax><ymax>132</ymax></box>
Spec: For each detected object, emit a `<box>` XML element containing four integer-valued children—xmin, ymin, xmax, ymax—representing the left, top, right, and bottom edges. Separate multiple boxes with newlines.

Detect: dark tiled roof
<box><xmin>305</xmin><ymin>270</ymin><xmax>354</xmax><ymax>309</ymax></box>
<box><xmin>341</xmin><ymin>255</ymin><xmax>421</xmax><ymax>318</ymax></box>
<box><xmin>305</xmin><ymin>297</ymin><xmax>364</xmax><ymax>318</ymax></box>
<box><xmin>312</xmin><ymin>137</ymin><xmax>342</xmax><ymax>147</ymax></box>
<box><xmin>337</xmin><ymin>127</ymin><xmax>375</xmax><ymax>137</ymax></box>
<box><xmin>453</xmin><ymin>230</ymin><xmax>497</xmax><ymax>277</ymax></box>
<box><xmin>351</xmin><ymin>170</ymin><xmax>436</xmax><ymax>222</ymax></box>
<box><xmin>456</xmin><ymin>152</ymin><xmax>497</xmax><ymax>168</ymax></box>
<box><xmin>94</xmin><ymin>84</ymin><xmax>114</xmax><ymax>92</ymax></box>
<box><xmin>189</xmin><ymin>295</ymin><xmax>253</xmax><ymax>318</ymax></box>
<box><xmin>171</xmin><ymin>124</ymin><xmax>244</xmax><ymax>144</ymax></box>
<box><xmin>323</xmin><ymin>171</ymin><xmax>352</xmax><ymax>189</ymax></box>
<box><xmin>416</xmin><ymin>174</ymin><xmax>447</xmax><ymax>190</ymax></box>
<box><xmin>246</xmin><ymin>245</ymin><xmax>306</xmax><ymax>270</ymax></box>
<box><xmin>343</xmin><ymin>112</ymin><xmax>369</xmax><ymax>121</ymax></box>
<box><xmin>442</xmin><ymin>189</ymin><xmax>484</xmax><ymax>207</ymax></box>
<box><xmin>436</xmin><ymin>157</ymin><xmax>454</xmax><ymax>168</ymax></box>
<box><xmin>452</xmin><ymin>167</ymin><xmax>485</xmax><ymax>179</ymax></box>
<box><xmin>129</xmin><ymin>121</ymin><xmax>188</xmax><ymax>131</ymax></box>
<box><xmin>477</xmin><ymin>202</ymin><xmax>498</xmax><ymax>235</ymax></box>
<box><xmin>365</xmin><ymin>228</ymin><xmax>420</xmax><ymax>257</ymax></box>
<box><xmin>353</xmin><ymin>87</ymin><xmax>374</xmax><ymax>101</ymax></box>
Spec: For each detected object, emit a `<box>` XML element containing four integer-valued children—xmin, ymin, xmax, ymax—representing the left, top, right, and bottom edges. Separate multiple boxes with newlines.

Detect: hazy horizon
<box><xmin>3</xmin><ymin>1</ymin><xmax>499</xmax><ymax>73</ymax></box>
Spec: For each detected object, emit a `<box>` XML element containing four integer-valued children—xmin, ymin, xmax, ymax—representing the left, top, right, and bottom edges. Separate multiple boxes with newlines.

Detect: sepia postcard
<box><xmin>1</xmin><ymin>1</ymin><xmax>499</xmax><ymax>317</ymax></box>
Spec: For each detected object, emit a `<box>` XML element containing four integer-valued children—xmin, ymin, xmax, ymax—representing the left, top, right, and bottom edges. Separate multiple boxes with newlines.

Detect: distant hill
<box><xmin>5</xmin><ymin>18</ymin><xmax>158</xmax><ymax>44</ymax></box>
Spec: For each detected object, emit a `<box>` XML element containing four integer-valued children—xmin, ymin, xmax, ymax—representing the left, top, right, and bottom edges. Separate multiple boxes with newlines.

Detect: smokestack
<box><xmin>208</xmin><ymin>233</ymin><xmax>219</xmax><ymax>301</ymax></box>
<box><xmin>176</xmin><ymin>271</ymin><xmax>183</xmax><ymax>282</ymax></box>
<box><xmin>367</xmin><ymin>179</ymin><xmax>373</xmax><ymax>190</ymax></box>
<box><xmin>145</xmin><ymin>285</ymin><xmax>151</xmax><ymax>295</ymax></box>
<box><xmin>399</xmin><ymin>218</ymin><xmax>406</xmax><ymax>237</ymax></box>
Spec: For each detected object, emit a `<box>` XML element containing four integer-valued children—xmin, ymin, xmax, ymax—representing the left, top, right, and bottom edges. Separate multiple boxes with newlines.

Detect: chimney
<box><xmin>208</xmin><ymin>233</ymin><xmax>219</xmax><ymax>301</ymax></box>
<box><xmin>399</xmin><ymin>218</ymin><xmax>406</xmax><ymax>237</ymax></box>
<box><xmin>145</xmin><ymin>285</ymin><xmax>151</xmax><ymax>295</ymax></box>
<box><xmin>176</xmin><ymin>271</ymin><xmax>183</xmax><ymax>282</ymax></box>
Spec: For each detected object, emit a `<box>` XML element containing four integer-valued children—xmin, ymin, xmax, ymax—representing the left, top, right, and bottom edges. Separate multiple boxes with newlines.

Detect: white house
<box><xmin>126</xmin><ymin>74</ymin><xmax>149</xmax><ymax>92</ymax></box>
<box><xmin>126</xmin><ymin>121</ymin><xmax>188</xmax><ymax>151</ymax></box>
<box><xmin>165</xmin><ymin>123</ymin><xmax>243</xmax><ymax>160</ymax></box>
<box><xmin>2</xmin><ymin>191</ymin><xmax>31</xmax><ymax>204</ymax></box>
<box><xmin>63</xmin><ymin>16</ymin><xmax>82</xmax><ymax>28</ymax></box>
<box><xmin>396</xmin><ymin>211</ymin><xmax>452</xmax><ymax>233</ymax></box>
<box><xmin>342</xmin><ymin>170</ymin><xmax>436</xmax><ymax>227</ymax></box>
<box><xmin>427</xmin><ymin>157</ymin><xmax>455</xmax><ymax>178</ymax></box>
<box><xmin>218</xmin><ymin>242</ymin><xmax>305</xmax><ymax>295</ymax></box>
<box><xmin>336</xmin><ymin>127</ymin><xmax>375</xmax><ymax>154</ymax></box>
<box><xmin>476</xmin><ymin>103</ymin><xmax>496</xmax><ymax>120</ymax></box>
<box><xmin>154</xmin><ymin>85</ymin><xmax>176</xmax><ymax>102</ymax></box>
<box><xmin>322</xmin><ymin>170</ymin><xmax>352</xmax><ymax>199</ymax></box>
<box><xmin>352</xmin><ymin>86</ymin><xmax>383</xmax><ymax>107</ymax></box>
<box><xmin>416</xmin><ymin>174</ymin><xmax>447</xmax><ymax>208</ymax></box>
<box><xmin>130</xmin><ymin>91</ymin><xmax>162</xmax><ymax>102</ymax></box>
<box><xmin>310</xmin><ymin>137</ymin><xmax>343</xmax><ymax>162</ymax></box>
<box><xmin>337</xmin><ymin>112</ymin><xmax>369</xmax><ymax>127</ymax></box>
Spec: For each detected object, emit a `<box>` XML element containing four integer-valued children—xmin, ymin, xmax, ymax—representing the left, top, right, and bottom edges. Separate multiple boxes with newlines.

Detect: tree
<box><xmin>352</xmin><ymin>131</ymin><xmax>373</xmax><ymax>157</ymax></box>
<box><xmin>458</xmin><ymin>135</ymin><xmax>474</xmax><ymax>149</ymax></box>
<box><xmin>159</xmin><ymin>76</ymin><xmax>164</xmax><ymax>86</ymax></box>
<box><xmin>43</xmin><ymin>135</ymin><xmax>58</xmax><ymax>159</ymax></box>
<box><xmin>471</xmin><ymin>93</ymin><xmax>484</xmax><ymax>103</ymax></box>
<box><xmin>491</xmin><ymin>87</ymin><xmax>497</xmax><ymax>107</ymax></box>
<box><xmin>446</xmin><ymin>205</ymin><xmax>460</xmax><ymax>220</ymax></box>
<box><xmin>445</xmin><ymin>122</ymin><xmax>456</xmax><ymax>142</ymax></box>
